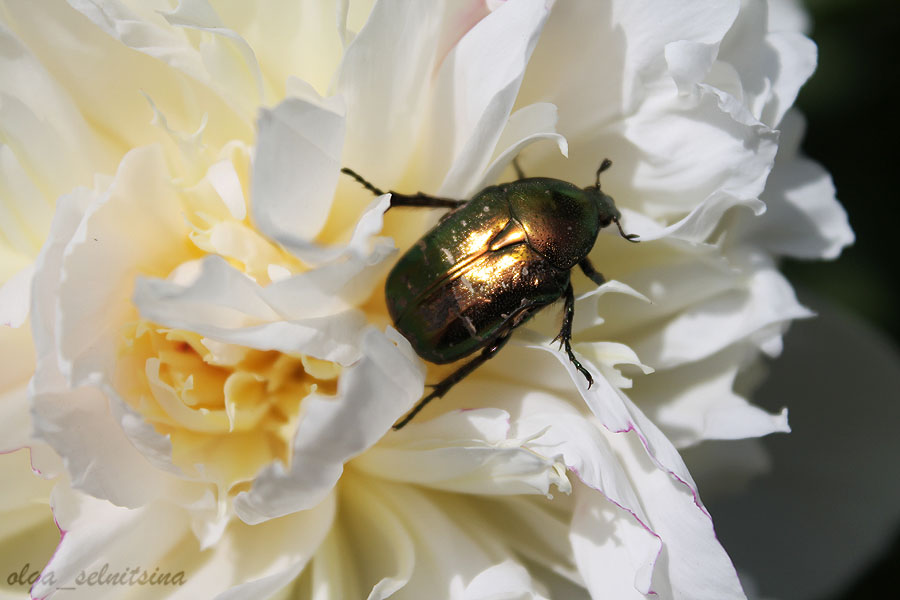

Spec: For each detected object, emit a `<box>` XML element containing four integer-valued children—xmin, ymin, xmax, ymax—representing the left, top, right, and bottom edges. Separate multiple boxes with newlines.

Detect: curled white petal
<box><xmin>251</xmin><ymin>96</ymin><xmax>346</xmax><ymax>260</ymax></box>
<box><xmin>354</xmin><ymin>408</ymin><xmax>570</xmax><ymax>497</ymax></box>
<box><xmin>233</xmin><ymin>328</ymin><xmax>424</xmax><ymax>524</ymax></box>
<box><xmin>428</xmin><ymin>0</ymin><xmax>551</xmax><ymax>197</ymax></box>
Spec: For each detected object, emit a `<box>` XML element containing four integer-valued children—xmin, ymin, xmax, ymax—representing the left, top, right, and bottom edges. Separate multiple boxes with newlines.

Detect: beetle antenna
<box><xmin>595</xmin><ymin>158</ymin><xmax>613</xmax><ymax>188</ymax></box>
<box><xmin>614</xmin><ymin>217</ymin><xmax>640</xmax><ymax>242</ymax></box>
<box><xmin>341</xmin><ymin>167</ymin><xmax>386</xmax><ymax>197</ymax></box>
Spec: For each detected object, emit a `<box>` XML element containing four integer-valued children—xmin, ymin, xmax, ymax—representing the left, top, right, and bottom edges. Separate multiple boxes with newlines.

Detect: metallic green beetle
<box><xmin>342</xmin><ymin>159</ymin><xmax>638</xmax><ymax>429</ymax></box>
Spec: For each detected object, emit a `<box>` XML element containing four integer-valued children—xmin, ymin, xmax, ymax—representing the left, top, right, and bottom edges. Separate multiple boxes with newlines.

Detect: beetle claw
<box><xmin>614</xmin><ymin>217</ymin><xmax>640</xmax><ymax>243</ymax></box>
<box><xmin>580</xmin><ymin>368</ymin><xmax>594</xmax><ymax>388</ymax></box>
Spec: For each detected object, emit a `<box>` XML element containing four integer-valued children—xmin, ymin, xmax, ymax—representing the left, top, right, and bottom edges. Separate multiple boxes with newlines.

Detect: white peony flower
<box><xmin>0</xmin><ymin>0</ymin><xmax>852</xmax><ymax>599</ymax></box>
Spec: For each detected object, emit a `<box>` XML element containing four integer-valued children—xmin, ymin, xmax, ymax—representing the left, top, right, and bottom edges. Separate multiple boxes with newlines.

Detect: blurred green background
<box><xmin>790</xmin><ymin>0</ymin><xmax>898</xmax><ymax>345</ymax></box>
<box><xmin>786</xmin><ymin>0</ymin><xmax>898</xmax><ymax>597</ymax></box>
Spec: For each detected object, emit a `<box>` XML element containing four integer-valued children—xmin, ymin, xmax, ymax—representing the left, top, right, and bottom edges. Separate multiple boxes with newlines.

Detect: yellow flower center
<box><xmin>117</xmin><ymin>320</ymin><xmax>339</xmax><ymax>492</ymax></box>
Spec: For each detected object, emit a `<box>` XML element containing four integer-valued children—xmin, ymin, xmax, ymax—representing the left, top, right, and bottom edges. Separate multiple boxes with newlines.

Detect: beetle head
<box><xmin>584</xmin><ymin>159</ymin><xmax>639</xmax><ymax>242</ymax></box>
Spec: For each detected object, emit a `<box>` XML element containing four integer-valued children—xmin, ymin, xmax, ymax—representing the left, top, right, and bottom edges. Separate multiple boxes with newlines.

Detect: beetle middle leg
<box><xmin>393</xmin><ymin>328</ymin><xmax>515</xmax><ymax>430</ymax></box>
<box><xmin>552</xmin><ymin>281</ymin><xmax>594</xmax><ymax>388</ymax></box>
<box><xmin>340</xmin><ymin>167</ymin><xmax>464</xmax><ymax>210</ymax></box>
<box><xmin>512</xmin><ymin>157</ymin><xmax>527</xmax><ymax>180</ymax></box>
<box><xmin>578</xmin><ymin>258</ymin><xmax>606</xmax><ymax>287</ymax></box>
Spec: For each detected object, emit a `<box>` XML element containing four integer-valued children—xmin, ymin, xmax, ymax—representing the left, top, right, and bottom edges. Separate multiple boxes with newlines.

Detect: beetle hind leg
<box><xmin>393</xmin><ymin>328</ymin><xmax>514</xmax><ymax>430</ymax></box>
<box><xmin>553</xmin><ymin>281</ymin><xmax>594</xmax><ymax>388</ymax></box>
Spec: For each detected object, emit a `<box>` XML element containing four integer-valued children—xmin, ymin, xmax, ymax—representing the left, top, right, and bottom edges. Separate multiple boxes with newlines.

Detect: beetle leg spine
<box><xmin>340</xmin><ymin>167</ymin><xmax>385</xmax><ymax>196</ymax></box>
<box><xmin>557</xmin><ymin>281</ymin><xmax>594</xmax><ymax>388</ymax></box>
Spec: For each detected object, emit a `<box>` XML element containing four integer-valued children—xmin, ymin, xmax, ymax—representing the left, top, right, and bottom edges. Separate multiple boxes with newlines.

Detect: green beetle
<box><xmin>342</xmin><ymin>159</ymin><xmax>637</xmax><ymax>429</ymax></box>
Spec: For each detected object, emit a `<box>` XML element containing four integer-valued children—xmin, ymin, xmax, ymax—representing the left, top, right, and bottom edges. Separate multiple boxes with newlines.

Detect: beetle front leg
<box><xmin>578</xmin><ymin>258</ymin><xmax>606</xmax><ymax>287</ymax></box>
<box><xmin>553</xmin><ymin>281</ymin><xmax>594</xmax><ymax>388</ymax></box>
<box><xmin>393</xmin><ymin>328</ymin><xmax>514</xmax><ymax>430</ymax></box>
<box><xmin>387</xmin><ymin>192</ymin><xmax>465</xmax><ymax>210</ymax></box>
<box><xmin>340</xmin><ymin>168</ymin><xmax>464</xmax><ymax>211</ymax></box>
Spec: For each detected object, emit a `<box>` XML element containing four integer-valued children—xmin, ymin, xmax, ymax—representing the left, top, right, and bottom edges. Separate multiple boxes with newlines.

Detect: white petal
<box><xmin>56</xmin><ymin>146</ymin><xmax>188</xmax><ymax>388</ymax></box>
<box><xmin>264</xmin><ymin>239</ymin><xmax>395</xmax><ymax>320</ymax></box>
<box><xmin>27</xmin><ymin>187</ymin><xmax>93</xmax><ymax>384</ymax></box>
<box><xmin>67</xmin><ymin>0</ymin><xmax>210</xmax><ymax>82</ymax></box>
<box><xmin>28</xmin><ymin>166</ymin><xmax>205</xmax><ymax>505</ymax></box>
<box><xmin>605</xmin><ymin>427</ymin><xmax>747</xmax><ymax>599</ymax></box>
<box><xmin>33</xmin><ymin>484</ymin><xmax>334</xmax><ymax>600</ymax></box>
<box><xmin>517</xmin><ymin>1</ymin><xmax>631</xmax><ymax>139</ymax></box>
<box><xmin>350</xmin><ymin>480</ymin><xmax>546</xmax><ymax>599</ymax></box>
<box><xmin>0</xmin><ymin>318</ymin><xmax>35</xmax><ymax>452</ymax></box>
<box><xmin>628</xmin><ymin>257</ymin><xmax>812</xmax><ymax>369</ymax></box>
<box><xmin>427</xmin><ymin>0</ymin><xmax>551</xmax><ymax>197</ymax></box>
<box><xmin>492</xmin><ymin>389</ymin><xmax>660</xmax><ymax>595</ymax></box>
<box><xmin>610</xmin><ymin>0</ymin><xmax>740</xmax><ymax>105</ymax></box>
<box><xmin>353</xmin><ymin>408</ymin><xmax>570</xmax><ymax>497</ymax></box>
<box><xmin>336</xmin><ymin>0</ymin><xmax>446</xmax><ymax>183</ymax></box>
<box><xmin>317</xmin><ymin>474</ymin><xmax>415</xmax><ymax>599</ymax></box>
<box><xmin>455</xmin><ymin>494</ymin><xmax>583</xmax><ymax>593</ymax></box>
<box><xmin>0</xmin><ymin>449</ymin><xmax>58</xmax><ymax>595</ymax></box>
<box><xmin>621</xmin><ymin>194</ymin><xmax>765</xmax><ymax>245</ymax></box>
<box><xmin>210</xmin><ymin>0</ymin><xmax>343</xmax><ymax>98</ymax></box>
<box><xmin>0</xmin><ymin>133</ymin><xmax>54</xmax><ymax>259</ymax></box>
<box><xmin>463</xmin><ymin>560</ymin><xmax>549</xmax><ymax>600</ymax></box>
<box><xmin>406</xmin><ymin>378</ymin><xmax>663</xmax><ymax>596</ymax></box>
<box><xmin>520</xmin><ymin>0</ymin><xmax>740</xmax><ymax>135</ymax></box>
<box><xmin>137</xmin><ymin>255</ymin><xmax>280</xmax><ymax>324</ymax></box>
<box><xmin>234</xmin><ymin>328</ymin><xmax>424</xmax><ymax>524</ymax></box>
<box><xmin>0</xmin><ymin>448</ymin><xmax>54</xmax><ymax>521</ymax></box>
<box><xmin>259</xmin><ymin>193</ymin><xmax>397</xmax><ymax>319</ymax></box>
<box><xmin>161</xmin><ymin>0</ymin><xmax>269</xmax><ymax>116</ymax></box>
<box><xmin>570</xmin><ymin>485</ymin><xmax>660</xmax><ymax>599</ymax></box>
<box><xmin>134</xmin><ymin>255</ymin><xmax>367</xmax><ymax>365</ymax></box>
<box><xmin>251</xmin><ymin>96</ymin><xmax>346</xmax><ymax>255</ymax></box>
<box><xmin>0</xmin><ymin>383</ymin><xmax>31</xmax><ymax>453</ymax></box>
<box><xmin>620</xmin><ymin>89</ymin><xmax>778</xmax><ymax>218</ymax></box>
<box><xmin>0</xmin><ymin>21</ymin><xmax>118</xmax><ymax>207</ymax></box>
<box><xmin>4</xmin><ymin>1</ymin><xmax>251</xmax><ymax>151</ymax></box>
<box><xmin>474</xmin><ymin>102</ymin><xmax>568</xmax><ymax>191</ymax></box>
<box><xmin>571</xmin><ymin>279</ymin><xmax>651</xmax><ymax>333</ymax></box>
<box><xmin>207</xmin><ymin>158</ymin><xmax>246</xmax><ymax>220</ymax></box>
<box><xmin>766</xmin><ymin>0</ymin><xmax>810</xmax><ymax>34</ymax></box>
<box><xmin>32</xmin><ymin>486</ymin><xmax>189</xmax><ymax>599</ymax></box>
<box><xmin>0</xmin><ymin>265</ymin><xmax>32</xmax><ymax>328</ymax></box>
<box><xmin>206</xmin><ymin>496</ymin><xmax>335</xmax><ymax>600</ymax></box>
<box><xmin>519</xmin><ymin>346</ymin><xmax>745</xmax><ymax>597</ymax></box>
<box><xmin>718</xmin><ymin>2</ymin><xmax>817</xmax><ymax>127</ymax></box>
<box><xmin>31</xmin><ymin>380</ymin><xmax>204</xmax><ymax>509</ymax></box>
<box><xmin>631</xmin><ymin>346</ymin><xmax>790</xmax><ymax>447</ymax></box>
<box><xmin>737</xmin><ymin>111</ymin><xmax>853</xmax><ymax>259</ymax></box>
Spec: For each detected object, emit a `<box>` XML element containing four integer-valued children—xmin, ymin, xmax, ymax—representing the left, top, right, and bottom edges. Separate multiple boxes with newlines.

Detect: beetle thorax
<box><xmin>506</xmin><ymin>179</ymin><xmax>602</xmax><ymax>270</ymax></box>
